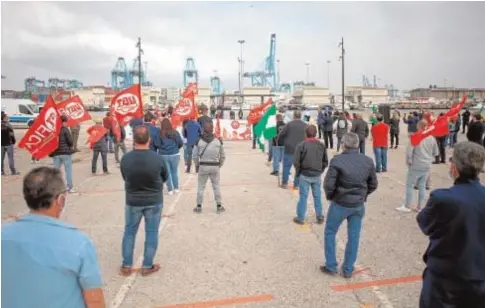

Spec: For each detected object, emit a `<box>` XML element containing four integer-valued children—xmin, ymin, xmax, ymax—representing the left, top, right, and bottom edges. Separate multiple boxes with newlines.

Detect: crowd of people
<box><xmin>1</xmin><ymin>103</ymin><xmax>485</xmax><ymax>307</ymax></box>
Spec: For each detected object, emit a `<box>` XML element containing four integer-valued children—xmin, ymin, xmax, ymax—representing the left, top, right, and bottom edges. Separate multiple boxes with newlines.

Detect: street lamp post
<box><xmin>305</xmin><ymin>62</ymin><xmax>310</xmax><ymax>83</ymax></box>
<box><xmin>238</xmin><ymin>40</ymin><xmax>245</xmax><ymax>98</ymax></box>
<box><xmin>338</xmin><ymin>37</ymin><xmax>345</xmax><ymax>112</ymax></box>
<box><xmin>326</xmin><ymin>60</ymin><xmax>331</xmax><ymax>89</ymax></box>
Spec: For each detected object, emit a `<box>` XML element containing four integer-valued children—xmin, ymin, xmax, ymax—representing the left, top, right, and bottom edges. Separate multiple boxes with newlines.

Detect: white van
<box><xmin>1</xmin><ymin>98</ymin><xmax>40</xmax><ymax>127</ymax></box>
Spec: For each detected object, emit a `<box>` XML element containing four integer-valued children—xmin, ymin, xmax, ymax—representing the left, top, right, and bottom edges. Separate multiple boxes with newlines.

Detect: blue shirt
<box><xmin>1</xmin><ymin>214</ymin><xmax>103</xmax><ymax>308</ymax></box>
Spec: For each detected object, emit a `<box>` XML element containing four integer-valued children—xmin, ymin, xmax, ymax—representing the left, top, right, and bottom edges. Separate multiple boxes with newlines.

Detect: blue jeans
<box><xmin>183</xmin><ymin>144</ymin><xmax>189</xmax><ymax>161</ymax></box>
<box><xmin>405</xmin><ymin>169</ymin><xmax>429</xmax><ymax>208</ymax></box>
<box><xmin>282</xmin><ymin>152</ymin><xmax>299</xmax><ymax>186</ymax></box>
<box><xmin>324</xmin><ymin>202</ymin><xmax>365</xmax><ymax>275</ymax></box>
<box><xmin>336</xmin><ymin>137</ymin><xmax>342</xmax><ymax>152</ymax></box>
<box><xmin>122</xmin><ymin>204</ymin><xmax>162</xmax><ymax>268</ymax></box>
<box><xmin>272</xmin><ymin>146</ymin><xmax>284</xmax><ymax>173</ymax></box>
<box><xmin>297</xmin><ymin>175</ymin><xmax>323</xmax><ymax>221</ymax></box>
<box><xmin>447</xmin><ymin>132</ymin><xmax>456</xmax><ymax>147</ymax></box>
<box><xmin>359</xmin><ymin>139</ymin><xmax>366</xmax><ymax>154</ymax></box>
<box><xmin>108</xmin><ymin>134</ymin><xmax>114</xmax><ymax>152</ymax></box>
<box><xmin>373</xmin><ymin>147</ymin><xmax>388</xmax><ymax>171</ymax></box>
<box><xmin>267</xmin><ymin>141</ymin><xmax>273</xmax><ymax>162</ymax></box>
<box><xmin>161</xmin><ymin>154</ymin><xmax>180</xmax><ymax>191</ymax></box>
<box><xmin>53</xmin><ymin>155</ymin><xmax>73</xmax><ymax>189</ymax></box>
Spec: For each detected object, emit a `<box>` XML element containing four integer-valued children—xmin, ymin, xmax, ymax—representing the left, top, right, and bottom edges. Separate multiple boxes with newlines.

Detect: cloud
<box><xmin>2</xmin><ymin>2</ymin><xmax>485</xmax><ymax>92</ymax></box>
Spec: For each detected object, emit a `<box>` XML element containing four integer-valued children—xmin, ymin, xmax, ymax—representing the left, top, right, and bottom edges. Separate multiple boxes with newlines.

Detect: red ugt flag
<box><xmin>56</xmin><ymin>95</ymin><xmax>92</xmax><ymax>127</ymax></box>
<box><xmin>18</xmin><ymin>96</ymin><xmax>62</xmax><ymax>159</ymax></box>
<box><xmin>171</xmin><ymin>83</ymin><xmax>199</xmax><ymax>128</ymax></box>
<box><xmin>110</xmin><ymin>84</ymin><xmax>143</xmax><ymax>125</ymax></box>
<box><xmin>86</xmin><ymin>125</ymin><xmax>109</xmax><ymax>149</ymax></box>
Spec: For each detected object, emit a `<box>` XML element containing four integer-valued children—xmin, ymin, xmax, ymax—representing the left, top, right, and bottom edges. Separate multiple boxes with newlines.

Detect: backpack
<box><xmin>338</xmin><ymin>119</ymin><xmax>347</xmax><ymax>129</ymax></box>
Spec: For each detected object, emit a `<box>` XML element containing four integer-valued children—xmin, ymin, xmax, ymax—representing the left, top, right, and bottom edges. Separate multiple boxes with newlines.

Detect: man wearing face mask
<box><xmin>417</xmin><ymin>141</ymin><xmax>485</xmax><ymax>308</ymax></box>
<box><xmin>2</xmin><ymin>167</ymin><xmax>105</xmax><ymax>308</ymax></box>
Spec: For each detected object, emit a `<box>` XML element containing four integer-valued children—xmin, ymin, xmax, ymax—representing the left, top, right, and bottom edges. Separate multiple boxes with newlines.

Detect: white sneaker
<box><xmin>174</xmin><ymin>189</ymin><xmax>180</xmax><ymax>193</ymax></box>
<box><xmin>395</xmin><ymin>206</ymin><xmax>412</xmax><ymax>213</ymax></box>
<box><xmin>68</xmin><ymin>188</ymin><xmax>77</xmax><ymax>194</ymax></box>
<box><xmin>167</xmin><ymin>191</ymin><xmax>174</xmax><ymax>196</ymax></box>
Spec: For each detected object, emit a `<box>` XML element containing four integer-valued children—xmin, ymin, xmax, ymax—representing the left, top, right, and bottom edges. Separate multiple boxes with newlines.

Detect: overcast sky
<box><xmin>2</xmin><ymin>1</ymin><xmax>485</xmax><ymax>92</ymax></box>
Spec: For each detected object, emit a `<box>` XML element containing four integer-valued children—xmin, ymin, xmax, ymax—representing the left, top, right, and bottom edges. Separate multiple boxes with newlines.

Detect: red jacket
<box><xmin>371</xmin><ymin>122</ymin><xmax>389</xmax><ymax>148</ymax></box>
<box><xmin>103</xmin><ymin>116</ymin><xmax>112</xmax><ymax>130</ymax></box>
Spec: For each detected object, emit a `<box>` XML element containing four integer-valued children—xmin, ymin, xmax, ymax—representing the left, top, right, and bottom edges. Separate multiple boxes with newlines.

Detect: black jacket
<box><xmin>417</xmin><ymin>177</ymin><xmax>485</xmax><ymax>281</ymax></box>
<box><xmin>350</xmin><ymin>118</ymin><xmax>370</xmax><ymax>141</ymax></box>
<box><xmin>462</xmin><ymin>110</ymin><xmax>471</xmax><ymax>123</ymax></box>
<box><xmin>293</xmin><ymin>139</ymin><xmax>328</xmax><ymax>177</ymax></box>
<box><xmin>272</xmin><ymin>120</ymin><xmax>286</xmax><ymax>146</ymax></box>
<box><xmin>388</xmin><ymin>118</ymin><xmax>400</xmax><ymax>134</ymax></box>
<box><xmin>322</xmin><ymin>114</ymin><xmax>334</xmax><ymax>132</ymax></box>
<box><xmin>278</xmin><ymin>119</ymin><xmax>307</xmax><ymax>155</ymax></box>
<box><xmin>1</xmin><ymin>121</ymin><xmax>15</xmax><ymax>146</ymax></box>
<box><xmin>323</xmin><ymin>149</ymin><xmax>378</xmax><ymax>207</ymax></box>
<box><xmin>466</xmin><ymin>121</ymin><xmax>484</xmax><ymax>145</ymax></box>
<box><xmin>50</xmin><ymin>126</ymin><xmax>73</xmax><ymax>156</ymax></box>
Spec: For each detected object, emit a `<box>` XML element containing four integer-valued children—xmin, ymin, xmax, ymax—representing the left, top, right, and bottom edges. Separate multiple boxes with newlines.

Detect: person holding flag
<box><xmin>88</xmin><ymin>120</ymin><xmax>110</xmax><ymax>175</ymax></box>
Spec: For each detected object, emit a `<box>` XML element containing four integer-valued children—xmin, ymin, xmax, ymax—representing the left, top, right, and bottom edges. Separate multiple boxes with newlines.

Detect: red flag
<box><xmin>56</xmin><ymin>96</ymin><xmax>91</xmax><ymax>127</ymax></box>
<box><xmin>110</xmin><ymin>84</ymin><xmax>143</xmax><ymax>125</ymax></box>
<box><xmin>214</xmin><ymin>115</ymin><xmax>221</xmax><ymax>138</ymax></box>
<box><xmin>86</xmin><ymin>125</ymin><xmax>109</xmax><ymax>149</ymax></box>
<box><xmin>171</xmin><ymin>84</ymin><xmax>199</xmax><ymax>128</ymax></box>
<box><xmin>410</xmin><ymin>116</ymin><xmax>449</xmax><ymax>147</ymax></box>
<box><xmin>444</xmin><ymin>95</ymin><xmax>467</xmax><ymax>118</ymax></box>
<box><xmin>18</xmin><ymin>96</ymin><xmax>62</xmax><ymax>159</ymax></box>
<box><xmin>247</xmin><ymin>98</ymin><xmax>273</xmax><ymax>125</ymax></box>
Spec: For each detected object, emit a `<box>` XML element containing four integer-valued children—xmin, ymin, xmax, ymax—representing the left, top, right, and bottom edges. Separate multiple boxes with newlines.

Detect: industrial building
<box><xmin>293</xmin><ymin>86</ymin><xmax>330</xmax><ymax>105</ymax></box>
<box><xmin>346</xmin><ymin>86</ymin><xmax>389</xmax><ymax>105</ymax></box>
<box><xmin>409</xmin><ymin>87</ymin><xmax>485</xmax><ymax>101</ymax></box>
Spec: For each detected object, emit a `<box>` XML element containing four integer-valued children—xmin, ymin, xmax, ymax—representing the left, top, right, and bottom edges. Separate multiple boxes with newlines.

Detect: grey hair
<box><xmin>342</xmin><ymin>132</ymin><xmax>360</xmax><ymax>149</ymax></box>
<box><xmin>453</xmin><ymin>141</ymin><xmax>485</xmax><ymax>177</ymax></box>
<box><xmin>293</xmin><ymin>110</ymin><xmax>302</xmax><ymax>119</ymax></box>
<box><xmin>23</xmin><ymin>167</ymin><xmax>66</xmax><ymax>211</ymax></box>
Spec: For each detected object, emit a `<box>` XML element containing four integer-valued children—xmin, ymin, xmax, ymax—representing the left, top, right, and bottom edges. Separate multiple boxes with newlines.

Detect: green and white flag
<box><xmin>253</xmin><ymin>105</ymin><xmax>277</xmax><ymax>152</ymax></box>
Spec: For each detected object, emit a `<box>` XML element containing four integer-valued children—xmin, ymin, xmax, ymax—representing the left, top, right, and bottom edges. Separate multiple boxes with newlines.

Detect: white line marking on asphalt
<box><xmin>110</xmin><ymin>175</ymin><xmax>194</xmax><ymax>308</ymax></box>
<box><xmin>335</xmin><ymin>240</ymin><xmax>395</xmax><ymax>308</ymax></box>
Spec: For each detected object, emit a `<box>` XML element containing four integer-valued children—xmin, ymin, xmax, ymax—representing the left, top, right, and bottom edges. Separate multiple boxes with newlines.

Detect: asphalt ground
<box><xmin>2</xmin><ymin>122</ymin><xmax>483</xmax><ymax>308</ymax></box>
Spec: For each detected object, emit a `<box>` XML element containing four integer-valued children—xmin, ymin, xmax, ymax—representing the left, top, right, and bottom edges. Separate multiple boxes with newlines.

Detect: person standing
<box><xmin>322</xmin><ymin>111</ymin><xmax>334</xmax><ymax>149</ymax></box>
<box><xmin>371</xmin><ymin>115</ymin><xmax>390</xmax><ymax>172</ymax></box>
<box><xmin>317</xmin><ymin>107</ymin><xmax>325</xmax><ymax>139</ymax></box>
<box><xmin>350</xmin><ymin>113</ymin><xmax>369</xmax><ymax>154</ymax></box>
<box><xmin>158</xmin><ymin>118</ymin><xmax>183</xmax><ymax>195</ymax></box>
<box><xmin>432</xmin><ymin>113</ymin><xmax>448</xmax><ymax>164</ymax></box>
<box><xmin>452</xmin><ymin>113</ymin><xmax>461</xmax><ymax>145</ymax></box>
<box><xmin>397</xmin><ymin>120</ymin><xmax>439</xmax><ymax>213</ymax></box>
<box><xmin>417</xmin><ymin>141</ymin><xmax>485</xmax><ymax>308</ymax></box>
<box><xmin>183</xmin><ymin>116</ymin><xmax>202</xmax><ymax>173</ymax></box>
<box><xmin>2</xmin><ymin>166</ymin><xmax>105</xmax><ymax>308</ymax></box>
<box><xmin>50</xmin><ymin>115</ymin><xmax>75</xmax><ymax>193</ymax></box>
<box><xmin>198</xmin><ymin>105</ymin><xmax>212</xmax><ymax>127</ymax></box>
<box><xmin>403</xmin><ymin>112</ymin><xmax>419</xmax><ymax>136</ymax></box>
<box><xmin>389</xmin><ymin>112</ymin><xmax>400</xmax><ymax>149</ymax></box>
<box><xmin>278</xmin><ymin>110</ymin><xmax>308</xmax><ymax>190</ymax></box>
<box><xmin>322</xmin><ymin>132</ymin><xmax>378</xmax><ymax>278</ymax></box>
<box><xmin>193</xmin><ymin>120</ymin><xmax>226</xmax><ymax>213</ymax></box>
<box><xmin>461</xmin><ymin>108</ymin><xmax>471</xmax><ymax>134</ymax></box>
<box><xmin>1</xmin><ymin>112</ymin><xmax>19</xmax><ymax>176</ymax></box>
<box><xmin>238</xmin><ymin>108</ymin><xmax>244</xmax><ymax>120</ymax></box>
<box><xmin>270</xmin><ymin>114</ymin><xmax>286</xmax><ymax>176</ymax></box>
<box><xmin>143</xmin><ymin>112</ymin><xmax>161</xmax><ymax>152</ymax></box>
<box><xmin>70</xmin><ymin>123</ymin><xmax>81</xmax><ymax>152</ymax></box>
<box><xmin>447</xmin><ymin>116</ymin><xmax>457</xmax><ymax>148</ymax></box>
<box><xmin>466</xmin><ymin>113</ymin><xmax>484</xmax><ymax>146</ymax></box>
<box><xmin>335</xmin><ymin>113</ymin><xmax>349</xmax><ymax>152</ymax></box>
<box><xmin>114</xmin><ymin>124</ymin><xmax>127</xmax><ymax>164</ymax></box>
<box><xmin>90</xmin><ymin>121</ymin><xmax>109</xmax><ymax>175</ymax></box>
<box><xmin>102</xmin><ymin>112</ymin><xmax>114</xmax><ymax>153</ymax></box>
<box><xmin>119</xmin><ymin>125</ymin><xmax>167</xmax><ymax>277</ymax></box>
<box><xmin>293</xmin><ymin>125</ymin><xmax>328</xmax><ymax>225</ymax></box>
